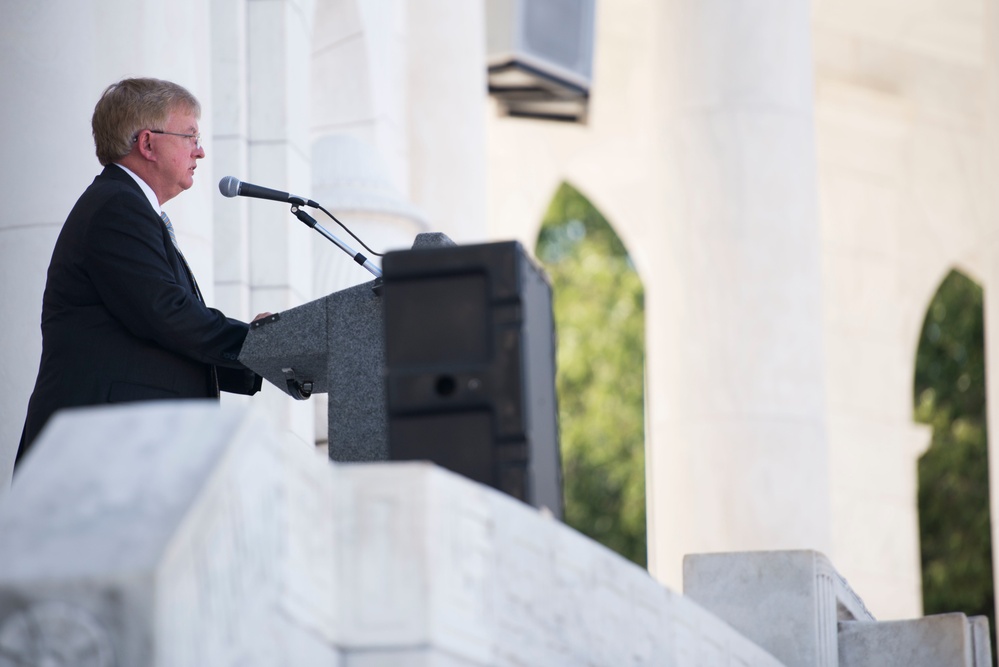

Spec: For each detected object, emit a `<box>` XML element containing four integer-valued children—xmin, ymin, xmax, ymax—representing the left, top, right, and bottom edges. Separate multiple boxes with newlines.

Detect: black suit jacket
<box><xmin>18</xmin><ymin>164</ymin><xmax>261</xmax><ymax>462</ymax></box>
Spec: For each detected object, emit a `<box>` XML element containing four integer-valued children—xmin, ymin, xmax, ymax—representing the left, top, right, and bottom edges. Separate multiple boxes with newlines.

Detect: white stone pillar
<box><xmin>311</xmin><ymin>0</ymin><xmax>475</xmax><ymax>445</ymax></box>
<box><xmin>238</xmin><ymin>0</ymin><xmax>317</xmax><ymax>445</ymax></box>
<box><xmin>309</xmin><ymin>133</ymin><xmax>426</xmax><ymax>445</ymax></box>
<box><xmin>406</xmin><ymin>0</ymin><xmax>489</xmax><ymax>243</ymax></box>
<box><xmin>312</xmin><ymin>0</ymin><xmax>412</xmax><ymax>196</ymax></box>
<box><xmin>310</xmin><ymin>0</ymin><xmax>421</xmax><ymax>269</ymax></box>
<box><xmin>311</xmin><ymin>134</ymin><xmax>426</xmax><ymax>284</ymax></box>
<box><xmin>0</xmin><ymin>1</ymin><xmax>215</xmax><ymax>489</ymax></box>
<box><xmin>310</xmin><ymin>0</ymin><xmax>487</xmax><ymax>252</ymax></box>
<box><xmin>984</xmin><ymin>0</ymin><xmax>999</xmax><ymax>640</ymax></box>
<box><xmin>647</xmin><ymin>0</ymin><xmax>831</xmax><ymax>587</ymax></box>
<box><xmin>0</xmin><ymin>3</ymin><xmax>91</xmax><ymax>488</ymax></box>
<box><xmin>210</xmin><ymin>0</ymin><xmax>252</xmax><ymax>320</ymax></box>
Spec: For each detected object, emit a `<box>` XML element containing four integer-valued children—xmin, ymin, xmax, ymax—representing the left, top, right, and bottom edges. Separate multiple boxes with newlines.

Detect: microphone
<box><xmin>218</xmin><ymin>176</ymin><xmax>318</xmax><ymax>208</ymax></box>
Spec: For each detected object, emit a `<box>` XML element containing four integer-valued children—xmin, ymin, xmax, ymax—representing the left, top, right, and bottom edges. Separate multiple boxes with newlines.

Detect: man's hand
<box><xmin>251</xmin><ymin>312</ymin><xmax>274</xmax><ymax>323</ymax></box>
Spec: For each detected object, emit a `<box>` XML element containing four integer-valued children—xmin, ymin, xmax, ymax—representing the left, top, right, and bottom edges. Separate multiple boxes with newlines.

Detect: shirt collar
<box><xmin>114</xmin><ymin>163</ymin><xmax>163</xmax><ymax>217</ymax></box>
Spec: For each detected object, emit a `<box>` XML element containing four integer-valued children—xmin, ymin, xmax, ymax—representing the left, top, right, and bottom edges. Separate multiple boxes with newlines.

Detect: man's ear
<box><xmin>135</xmin><ymin>130</ymin><xmax>156</xmax><ymax>161</ymax></box>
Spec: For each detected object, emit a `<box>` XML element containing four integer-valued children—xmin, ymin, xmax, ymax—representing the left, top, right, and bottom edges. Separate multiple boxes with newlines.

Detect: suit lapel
<box><xmin>100</xmin><ymin>166</ymin><xmax>204</xmax><ymax>302</ymax></box>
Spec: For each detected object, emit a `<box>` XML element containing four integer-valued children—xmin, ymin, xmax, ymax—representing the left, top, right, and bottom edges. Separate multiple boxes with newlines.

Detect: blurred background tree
<box><xmin>914</xmin><ymin>268</ymin><xmax>993</xmax><ymax>659</ymax></box>
<box><xmin>535</xmin><ymin>182</ymin><xmax>647</xmax><ymax>566</ymax></box>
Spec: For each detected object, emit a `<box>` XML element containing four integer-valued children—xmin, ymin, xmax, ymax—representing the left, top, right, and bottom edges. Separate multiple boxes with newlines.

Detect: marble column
<box><xmin>647</xmin><ymin>0</ymin><xmax>831</xmax><ymax>587</ymax></box>
<box><xmin>228</xmin><ymin>0</ymin><xmax>317</xmax><ymax>444</ymax></box>
<box><xmin>984</xmin><ymin>0</ymin><xmax>999</xmax><ymax>637</ymax></box>
<box><xmin>405</xmin><ymin>0</ymin><xmax>489</xmax><ymax>243</ymax></box>
<box><xmin>308</xmin><ymin>0</ymin><xmax>489</xmax><ymax>443</ymax></box>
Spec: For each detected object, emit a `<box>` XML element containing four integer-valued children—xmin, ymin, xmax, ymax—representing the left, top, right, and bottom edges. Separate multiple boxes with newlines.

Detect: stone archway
<box><xmin>535</xmin><ymin>181</ymin><xmax>648</xmax><ymax>565</ymax></box>
<box><xmin>913</xmin><ymin>268</ymin><xmax>993</xmax><ymax>634</ymax></box>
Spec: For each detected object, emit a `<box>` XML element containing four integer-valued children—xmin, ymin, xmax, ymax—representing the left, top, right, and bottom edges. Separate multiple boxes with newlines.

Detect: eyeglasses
<box><xmin>144</xmin><ymin>129</ymin><xmax>202</xmax><ymax>149</ymax></box>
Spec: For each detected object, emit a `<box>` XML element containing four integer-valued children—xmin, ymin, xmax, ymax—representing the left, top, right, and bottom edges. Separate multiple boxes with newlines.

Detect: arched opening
<box><xmin>535</xmin><ymin>182</ymin><xmax>647</xmax><ymax>566</ymax></box>
<box><xmin>914</xmin><ymin>268</ymin><xmax>993</xmax><ymax>643</ymax></box>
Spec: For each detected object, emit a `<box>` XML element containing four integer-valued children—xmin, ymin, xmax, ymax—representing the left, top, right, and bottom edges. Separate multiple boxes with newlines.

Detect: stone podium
<box><xmin>239</xmin><ymin>232</ymin><xmax>455</xmax><ymax>462</ymax></box>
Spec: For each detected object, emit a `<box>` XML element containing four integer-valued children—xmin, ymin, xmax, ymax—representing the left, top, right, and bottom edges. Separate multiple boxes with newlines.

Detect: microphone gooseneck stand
<box><xmin>218</xmin><ymin>175</ymin><xmax>384</xmax><ymax>279</ymax></box>
<box><xmin>289</xmin><ymin>205</ymin><xmax>383</xmax><ymax>278</ymax></box>
<box><xmin>278</xmin><ymin>205</ymin><xmax>384</xmax><ymax>399</ymax></box>
<box><xmin>237</xmin><ymin>188</ymin><xmax>386</xmax><ymax>400</ymax></box>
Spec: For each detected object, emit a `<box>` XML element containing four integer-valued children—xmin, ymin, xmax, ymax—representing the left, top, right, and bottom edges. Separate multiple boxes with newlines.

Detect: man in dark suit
<box><xmin>17</xmin><ymin>78</ymin><xmax>270</xmax><ymax>466</ymax></box>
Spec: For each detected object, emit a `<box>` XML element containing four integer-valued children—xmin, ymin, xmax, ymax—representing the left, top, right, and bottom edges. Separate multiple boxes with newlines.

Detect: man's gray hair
<box><xmin>92</xmin><ymin>78</ymin><xmax>201</xmax><ymax>166</ymax></box>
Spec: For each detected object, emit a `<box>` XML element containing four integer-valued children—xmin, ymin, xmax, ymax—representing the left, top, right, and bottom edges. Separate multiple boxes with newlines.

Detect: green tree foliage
<box><xmin>914</xmin><ymin>269</ymin><xmax>994</xmax><ymax>643</ymax></box>
<box><xmin>536</xmin><ymin>182</ymin><xmax>647</xmax><ymax>566</ymax></box>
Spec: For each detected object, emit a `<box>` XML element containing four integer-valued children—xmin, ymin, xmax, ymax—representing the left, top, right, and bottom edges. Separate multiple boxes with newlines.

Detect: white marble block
<box><xmin>684</xmin><ymin>550</ymin><xmax>875</xmax><ymax>667</ymax></box>
<box><xmin>838</xmin><ymin>613</ymin><xmax>992</xmax><ymax>667</ymax></box>
<box><xmin>0</xmin><ymin>401</ymin><xmax>340</xmax><ymax>666</ymax></box>
<box><xmin>0</xmin><ymin>401</ymin><xmax>791</xmax><ymax>666</ymax></box>
<box><xmin>6</xmin><ymin>401</ymin><xmax>976</xmax><ymax>666</ymax></box>
<box><xmin>330</xmin><ymin>461</ymin><xmax>785</xmax><ymax>667</ymax></box>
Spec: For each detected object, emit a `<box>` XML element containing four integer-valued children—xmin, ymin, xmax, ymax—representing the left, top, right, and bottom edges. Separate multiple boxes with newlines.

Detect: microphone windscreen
<box><xmin>218</xmin><ymin>176</ymin><xmax>240</xmax><ymax>198</ymax></box>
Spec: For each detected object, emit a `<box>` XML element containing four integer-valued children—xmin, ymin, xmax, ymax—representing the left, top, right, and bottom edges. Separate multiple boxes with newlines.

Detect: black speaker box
<box><xmin>382</xmin><ymin>241</ymin><xmax>562</xmax><ymax>518</ymax></box>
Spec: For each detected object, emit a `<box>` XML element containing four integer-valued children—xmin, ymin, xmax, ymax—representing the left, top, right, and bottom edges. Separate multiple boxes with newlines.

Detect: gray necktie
<box><xmin>160</xmin><ymin>211</ymin><xmax>203</xmax><ymax>302</ymax></box>
<box><xmin>161</xmin><ymin>212</ymin><xmax>219</xmax><ymax>396</ymax></box>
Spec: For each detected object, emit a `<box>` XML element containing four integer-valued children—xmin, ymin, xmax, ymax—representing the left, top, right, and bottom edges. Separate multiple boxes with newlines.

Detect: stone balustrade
<box><xmin>0</xmin><ymin>402</ymin><xmax>989</xmax><ymax>666</ymax></box>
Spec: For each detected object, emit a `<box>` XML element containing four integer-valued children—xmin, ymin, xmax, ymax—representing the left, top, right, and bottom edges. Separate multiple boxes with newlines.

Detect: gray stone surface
<box><xmin>970</xmin><ymin>615</ymin><xmax>992</xmax><ymax>667</ymax></box>
<box><xmin>2</xmin><ymin>401</ymin><xmax>973</xmax><ymax>665</ymax></box>
<box><xmin>0</xmin><ymin>401</ymin><xmax>789</xmax><ymax>666</ymax></box>
<box><xmin>684</xmin><ymin>550</ymin><xmax>874</xmax><ymax>667</ymax></box>
<box><xmin>411</xmin><ymin>232</ymin><xmax>457</xmax><ymax>249</ymax></box>
<box><xmin>328</xmin><ymin>460</ymin><xmax>785</xmax><ymax>667</ymax></box>
<box><xmin>0</xmin><ymin>402</ymin><xmax>244</xmax><ymax>581</ymax></box>
<box><xmin>325</xmin><ymin>279</ymin><xmax>387</xmax><ymax>461</ymax></box>
<box><xmin>839</xmin><ymin>614</ymin><xmax>984</xmax><ymax>667</ymax></box>
<box><xmin>240</xmin><ymin>297</ymin><xmax>331</xmax><ymax>396</ymax></box>
<box><xmin>0</xmin><ymin>402</ymin><xmax>339</xmax><ymax>666</ymax></box>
